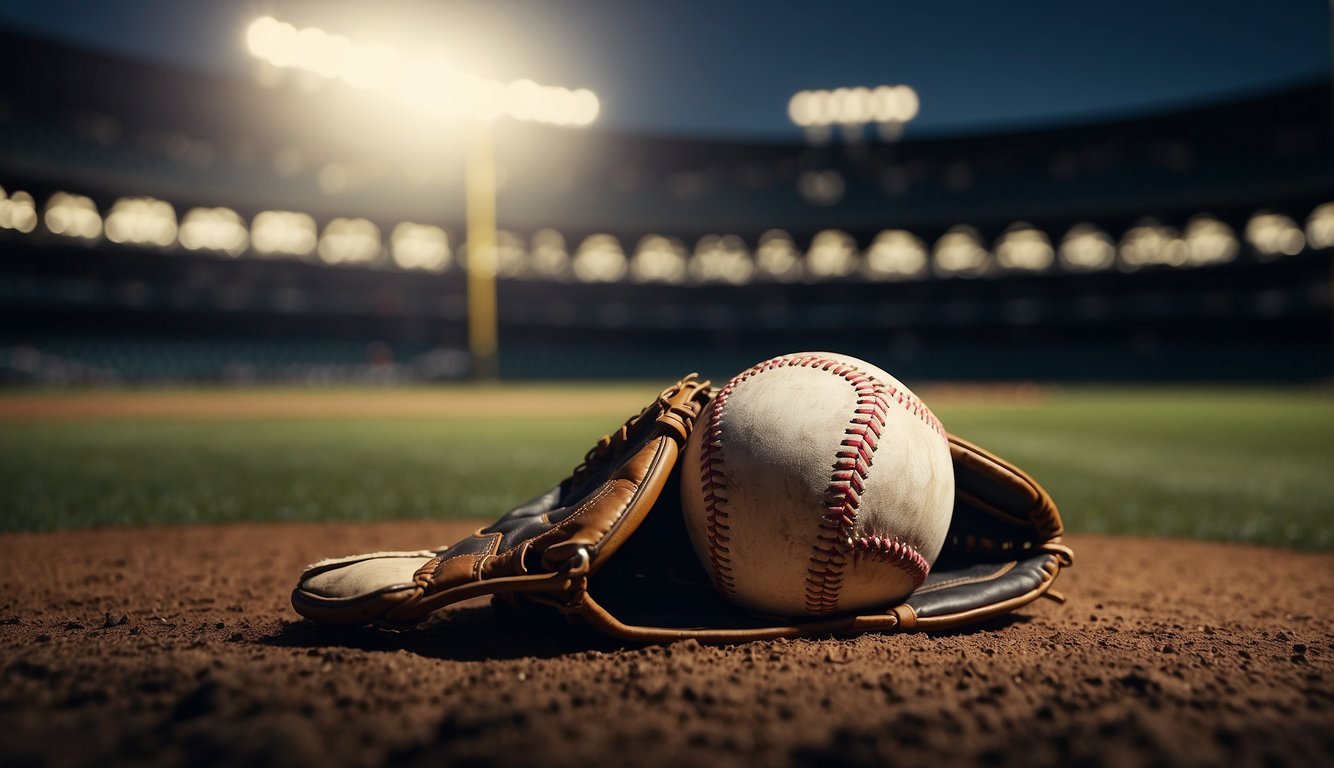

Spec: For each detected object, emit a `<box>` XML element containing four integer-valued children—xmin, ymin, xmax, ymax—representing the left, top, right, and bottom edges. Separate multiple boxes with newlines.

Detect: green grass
<box><xmin>0</xmin><ymin>418</ymin><xmax>612</xmax><ymax>530</ymax></box>
<box><xmin>935</xmin><ymin>389</ymin><xmax>1334</xmax><ymax>550</ymax></box>
<box><xmin>1</xmin><ymin>387</ymin><xmax>1331</xmax><ymax>550</ymax></box>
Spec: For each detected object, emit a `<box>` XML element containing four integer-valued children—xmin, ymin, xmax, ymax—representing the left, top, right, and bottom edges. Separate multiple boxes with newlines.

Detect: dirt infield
<box><xmin>0</xmin><ymin>387</ymin><xmax>665</xmax><ymax>422</ymax></box>
<box><xmin>1</xmin><ymin>523</ymin><xmax>1330</xmax><ymax>768</ymax></box>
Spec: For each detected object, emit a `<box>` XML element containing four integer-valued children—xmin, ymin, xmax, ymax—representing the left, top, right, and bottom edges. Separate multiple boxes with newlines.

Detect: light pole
<box><xmin>464</xmin><ymin>123</ymin><xmax>499</xmax><ymax>378</ymax></box>
<box><xmin>244</xmin><ymin>16</ymin><xmax>600</xmax><ymax>379</ymax></box>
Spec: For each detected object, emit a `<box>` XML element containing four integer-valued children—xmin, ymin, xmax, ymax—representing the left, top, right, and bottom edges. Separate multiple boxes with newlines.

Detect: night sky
<box><xmin>0</xmin><ymin>0</ymin><xmax>1328</xmax><ymax>139</ymax></box>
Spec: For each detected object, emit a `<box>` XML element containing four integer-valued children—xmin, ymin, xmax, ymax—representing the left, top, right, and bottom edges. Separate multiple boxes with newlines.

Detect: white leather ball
<box><xmin>681</xmin><ymin>352</ymin><xmax>954</xmax><ymax>618</ymax></box>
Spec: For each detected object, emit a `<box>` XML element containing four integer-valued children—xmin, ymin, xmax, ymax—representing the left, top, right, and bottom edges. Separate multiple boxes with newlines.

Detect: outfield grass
<box><xmin>0</xmin><ymin>386</ymin><xmax>1331</xmax><ymax>549</ymax></box>
<box><xmin>937</xmin><ymin>389</ymin><xmax>1334</xmax><ymax>550</ymax></box>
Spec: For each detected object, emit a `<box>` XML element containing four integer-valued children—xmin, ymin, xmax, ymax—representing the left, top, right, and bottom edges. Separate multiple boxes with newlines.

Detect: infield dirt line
<box><xmin>0</xmin><ymin>387</ymin><xmax>664</xmax><ymax>422</ymax></box>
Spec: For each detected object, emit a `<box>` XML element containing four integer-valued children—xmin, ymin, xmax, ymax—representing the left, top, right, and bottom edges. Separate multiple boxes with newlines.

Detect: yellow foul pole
<box><xmin>465</xmin><ymin>123</ymin><xmax>499</xmax><ymax>380</ymax></box>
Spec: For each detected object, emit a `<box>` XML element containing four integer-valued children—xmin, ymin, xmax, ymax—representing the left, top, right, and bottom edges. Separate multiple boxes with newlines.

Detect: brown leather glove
<box><xmin>292</xmin><ymin>374</ymin><xmax>1073</xmax><ymax>642</ymax></box>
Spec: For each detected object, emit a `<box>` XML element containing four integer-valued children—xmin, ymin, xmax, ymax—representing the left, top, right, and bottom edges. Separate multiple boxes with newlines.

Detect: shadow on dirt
<box><xmin>926</xmin><ymin>612</ymin><xmax>1032</xmax><ymax>637</ymax></box>
<box><xmin>261</xmin><ymin>604</ymin><xmax>623</xmax><ymax>661</ymax></box>
<box><xmin>263</xmin><ymin>601</ymin><xmax>1028</xmax><ymax>660</ymax></box>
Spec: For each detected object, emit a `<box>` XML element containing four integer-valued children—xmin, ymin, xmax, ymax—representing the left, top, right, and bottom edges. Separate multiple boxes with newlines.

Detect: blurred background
<box><xmin>0</xmin><ymin>0</ymin><xmax>1331</xmax><ymax>385</ymax></box>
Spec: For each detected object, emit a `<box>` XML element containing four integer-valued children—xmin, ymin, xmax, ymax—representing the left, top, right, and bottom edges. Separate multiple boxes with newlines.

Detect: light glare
<box><xmin>245</xmin><ymin>16</ymin><xmax>599</xmax><ymax>126</ymax></box>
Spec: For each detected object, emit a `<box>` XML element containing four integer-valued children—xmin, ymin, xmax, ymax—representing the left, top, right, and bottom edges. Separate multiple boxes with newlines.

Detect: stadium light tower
<box><xmin>244</xmin><ymin>16</ymin><xmax>600</xmax><ymax>379</ymax></box>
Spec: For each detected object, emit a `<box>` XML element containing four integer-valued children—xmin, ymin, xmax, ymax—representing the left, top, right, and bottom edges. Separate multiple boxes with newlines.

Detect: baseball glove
<box><xmin>291</xmin><ymin>374</ymin><xmax>1073</xmax><ymax>642</ymax></box>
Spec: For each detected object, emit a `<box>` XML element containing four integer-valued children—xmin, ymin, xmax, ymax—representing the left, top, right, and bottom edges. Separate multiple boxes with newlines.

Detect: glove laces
<box><xmin>567</xmin><ymin>374</ymin><xmax>708</xmax><ymax>487</ymax></box>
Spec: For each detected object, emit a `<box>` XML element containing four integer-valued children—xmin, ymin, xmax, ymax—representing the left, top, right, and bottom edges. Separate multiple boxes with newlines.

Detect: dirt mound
<box><xmin>1</xmin><ymin>523</ymin><xmax>1330</xmax><ymax>767</ymax></box>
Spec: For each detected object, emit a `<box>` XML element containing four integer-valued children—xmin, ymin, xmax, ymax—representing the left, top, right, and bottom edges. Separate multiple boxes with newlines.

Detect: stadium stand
<box><xmin>0</xmin><ymin>27</ymin><xmax>1330</xmax><ymax>383</ymax></box>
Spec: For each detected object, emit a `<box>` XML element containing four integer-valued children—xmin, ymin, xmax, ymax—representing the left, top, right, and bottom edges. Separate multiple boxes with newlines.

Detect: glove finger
<box><xmin>291</xmin><ymin>550</ymin><xmax>439</xmax><ymax>626</ymax></box>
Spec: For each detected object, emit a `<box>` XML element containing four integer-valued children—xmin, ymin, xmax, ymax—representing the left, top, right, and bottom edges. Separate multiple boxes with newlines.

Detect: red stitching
<box><xmin>847</xmin><ymin>536</ymin><xmax>930</xmax><ymax>582</ymax></box>
<box><xmin>698</xmin><ymin>395</ymin><xmax>735</xmax><ymax>595</ymax></box>
<box><xmin>699</xmin><ymin>353</ymin><xmax>941</xmax><ymax>612</ymax></box>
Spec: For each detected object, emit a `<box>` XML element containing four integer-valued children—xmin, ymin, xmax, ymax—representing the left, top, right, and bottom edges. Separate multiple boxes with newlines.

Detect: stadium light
<box><xmin>863</xmin><ymin>230</ymin><xmax>928</xmax><ymax>281</ymax></box>
<box><xmin>788</xmin><ymin>84</ymin><xmax>919</xmax><ymax>143</ymax></box>
<box><xmin>244</xmin><ymin>15</ymin><xmax>603</xmax><ymax>378</ymax></box>
<box><xmin>630</xmin><ymin>235</ymin><xmax>689</xmax><ymax>284</ymax></box>
<box><xmin>244</xmin><ymin>17</ymin><xmax>599</xmax><ymax>126</ymax></box>
<box><xmin>490</xmin><ymin>230</ymin><xmax>529</xmax><ymax>279</ymax></box>
<box><xmin>529</xmin><ymin>229</ymin><xmax>571</xmax><ymax>280</ymax></box>
<box><xmin>755</xmin><ymin>230</ymin><xmax>802</xmax><ymax>282</ymax></box>
<box><xmin>1183</xmin><ymin>216</ymin><xmax>1238</xmax><ymax>267</ymax></box>
<box><xmin>995</xmin><ymin>224</ymin><xmax>1054</xmax><ymax>272</ymax></box>
<box><xmin>391</xmin><ymin>222</ymin><xmax>451</xmax><ymax>272</ymax></box>
<box><xmin>1244</xmin><ymin>212</ymin><xmax>1305</xmax><ymax>260</ymax></box>
<box><xmin>797</xmin><ymin>170</ymin><xmax>845</xmax><ymax>205</ymax></box>
<box><xmin>572</xmin><ymin>234</ymin><xmax>628</xmax><ymax>282</ymax></box>
<box><xmin>45</xmin><ymin>192</ymin><xmax>103</xmax><ymax>240</ymax></box>
<box><xmin>251</xmin><ymin>210</ymin><xmax>318</xmax><ymax>258</ymax></box>
<box><xmin>0</xmin><ymin>187</ymin><xmax>38</xmax><ymax>234</ymax></box>
<box><xmin>1119</xmin><ymin>220</ymin><xmax>1187</xmax><ymax>270</ymax></box>
<box><xmin>806</xmin><ymin>230</ymin><xmax>859</xmax><ymax>278</ymax></box>
<box><xmin>318</xmin><ymin>218</ymin><xmax>382</xmax><ymax>266</ymax></box>
<box><xmin>933</xmin><ymin>226</ymin><xmax>990</xmax><ymax>278</ymax></box>
<box><xmin>1307</xmin><ymin>203</ymin><xmax>1334</xmax><ymax>249</ymax></box>
<box><xmin>1059</xmin><ymin>224</ymin><xmax>1115</xmax><ymax>271</ymax></box>
<box><xmin>690</xmin><ymin>234</ymin><xmax>755</xmax><ymax>285</ymax></box>
<box><xmin>105</xmin><ymin>197</ymin><xmax>177</xmax><ymax>249</ymax></box>
<box><xmin>180</xmin><ymin>208</ymin><xmax>249</xmax><ymax>256</ymax></box>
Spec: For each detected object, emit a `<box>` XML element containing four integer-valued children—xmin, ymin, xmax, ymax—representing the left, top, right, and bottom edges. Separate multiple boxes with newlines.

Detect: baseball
<box><xmin>681</xmin><ymin>352</ymin><xmax>954</xmax><ymax>618</ymax></box>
